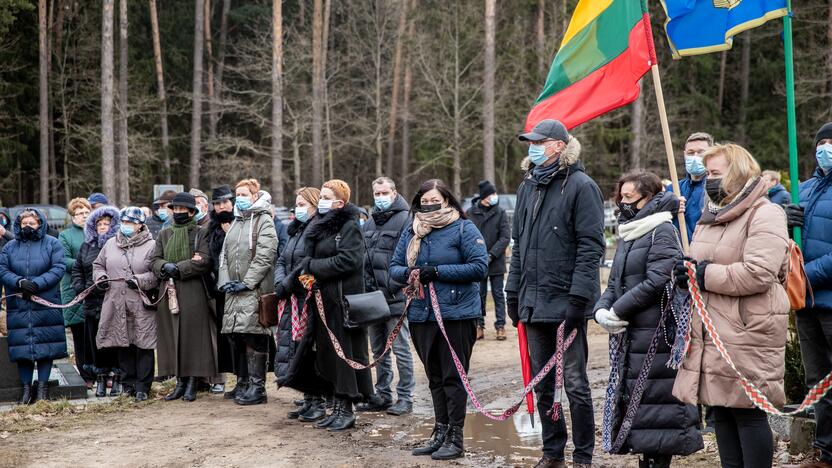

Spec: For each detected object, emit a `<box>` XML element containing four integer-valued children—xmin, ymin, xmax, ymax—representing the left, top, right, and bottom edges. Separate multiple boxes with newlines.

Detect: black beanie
<box><xmin>478</xmin><ymin>180</ymin><xmax>497</xmax><ymax>199</ymax></box>
<box><xmin>815</xmin><ymin>122</ymin><xmax>832</xmax><ymax>148</ymax></box>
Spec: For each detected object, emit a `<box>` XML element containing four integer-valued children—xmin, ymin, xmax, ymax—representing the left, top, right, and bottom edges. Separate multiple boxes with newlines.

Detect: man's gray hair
<box><xmin>372</xmin><ymin>176</ymin><xmax>397</xmax><ymax>191</ymax></box>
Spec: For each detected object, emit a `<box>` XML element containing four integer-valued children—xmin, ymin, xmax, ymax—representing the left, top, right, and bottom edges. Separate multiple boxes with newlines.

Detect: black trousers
<box><xmin>229</xmin><ymin>333</ymin><xmax>271</xmax><ymax>378</ymax></box>
<box><xmin>410</xmin><ymin>319</ymin><xmax>477</xmax><ymax>427</ymax></box>
<box><xmin>69</xmin><ymin>322</ymin><xmax>94</xmax><ymax>381</ymax></box>
<box><xmin>85</xmin><ymin>315</ymin><xmax>118</xmax><ymax>373</ymax></box>
<box><xmin>711</xmin><ymin>406</ymin><xmax>773</xmax><ymax>468</ymax></box>
<box><xmin>118</xmin><ymin>345</ymin><xmax>155</xmax><ymax>393</ymax></box>
<box><xmin>797</xmin><ymin>308</ymin><xmax>832</xmax><ymax>462</ymax></box>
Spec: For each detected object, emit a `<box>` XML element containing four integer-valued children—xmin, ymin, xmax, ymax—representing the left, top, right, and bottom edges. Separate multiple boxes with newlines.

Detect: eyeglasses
<box><xmin>73</xmin><ymin>210</ymin><xmax>90</xmax><ymax>218</ymax></box>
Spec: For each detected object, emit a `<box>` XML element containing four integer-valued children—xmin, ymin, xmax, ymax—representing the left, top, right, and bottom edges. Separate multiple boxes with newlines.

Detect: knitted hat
<box><xmin>815</xmin><ymin>122</ymin><xmax>832</xmax><ymax>148</ymax></box>
<box><xmin>88</xmin><ymin>192</ymin><xmax>110</xmax><ymax>206</ymax></box>
<box><xmin>168</xmin><ymin>192</ymin><xmax>197</xmax><ymax>210</ymax></box>
<box><xmin>120</xmin><ymin>206</ymin><xmax>147</xmax><ymax>224</ymax></box>
<box><xmin>322</xmin><ymin>179</ymin><xmax>351</xmax><ymax>203</ymax></box>
<box><xmin>478</xmin><ymin>180</ymin><xmax>497</xmax><ymax>199</ymax></box>
<box><xmin>210</xmin><ymin>185</ymin><xmax>235</xmax><ymax>203</ymax></box>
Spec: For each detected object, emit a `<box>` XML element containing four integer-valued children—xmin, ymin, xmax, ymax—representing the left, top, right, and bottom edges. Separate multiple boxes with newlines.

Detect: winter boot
<box><xmin>327</xmin><ymin>399</ymin><xmax>356</xmax><ymax>432</ymax></box>
<box><xmin>17</xmin><ymin>384</ymin><xmax>32</xmax><ymax>405</ymax></box>
<box><xmin>224</xmin><ymin>375</ymin><xmax>249</xmax><ymax>400</ymax></box>
<box><xmin>95</xmin><ymin>374</ymin><xmax>108</xmax><ymax>398</ymax></box>
<box><xmin>325</xmin><ymin>396</ymin><xmax>334</xmax><ymax>409</ymax></box>
<box><xmin>412</xmin><ymin>423</ymin><xmax>449</xmax><ymax>456</ymax></box>
<box><xmin>298</xmin><ymin>397</ymin><xmax>327</xmax><ymax>422</ymax></box>
<box><xmin>235</xmin><ymin>352</ymin><xmax>268</xmax><ymax>405</ymax></box>
<box><xmin>289</xmin><ymin>395</ymin><xmax>313</xmax><ymax>419</ymax></box>
<box><xmin>533</xmin><ymin>457</ymin><xmax>566</xmax><ymax>468</ymax></box>
<box><xmin>109</xmin><ymin>373</ymin><xmax>123</xmax><ymax>397</ymax></box>
<box><xmin>182</xmin><ymin>377</ymin><xmax>198</xmax><ymax>402</ymax></box>
<box><xmin>164</xmin><ymin>378</ymin><xmax>187</xmax><ymax>401</ymax></box>
<box><xmin>36</xmin><ymin>381</ymin><xmax>49</xmax><ymax>402</ymax></box>
<box><xmin>431</xmin><ymin>424</ymin><xmax>464</xmax><ymax>460</ymax></box>
<box><xmin>315</xmin><ymin>399</ymin><xmax>341</xmax><ymax>429</ymax></box>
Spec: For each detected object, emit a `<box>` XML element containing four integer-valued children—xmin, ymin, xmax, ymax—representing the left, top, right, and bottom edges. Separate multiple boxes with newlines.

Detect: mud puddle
<box><xmin>366</xmin><ymin>411</ymin><xmax>543</xmax><ymax>466</ymax></box>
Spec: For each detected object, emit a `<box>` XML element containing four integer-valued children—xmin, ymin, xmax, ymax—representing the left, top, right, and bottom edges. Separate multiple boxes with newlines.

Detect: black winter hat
<box><xmin>211</xmin><ymin>185</ymin><xmax>235</xmax><ymax>204</ymax></box>
<box><xmin>478</xmin><ymin>180</ymin><xmax>497</xmax><ymax>199</ymax></box>
<box><xmin>168</xmin><ymin>192</ymin><xmax>196</xmax><ymax>210</ymax></box>
<box><xmin>815</xmin><ymin>122</ymin><xmax>832</xmax><ymax>148</ymax></box>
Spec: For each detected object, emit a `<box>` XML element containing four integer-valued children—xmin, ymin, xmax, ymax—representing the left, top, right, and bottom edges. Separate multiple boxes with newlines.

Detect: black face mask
<box><xmin>705</xmin><ymin>178</ymin><xmax>729</xmax><ymax>205</ymax></box>
<box><xmin>20</xmin><ymin>226</ymin><xmax>37</xmax><ymax>240</ymax></box>
<box><xmin>211</xmin><ymin>210</ymin><xmax>234</xmax><ymax>224</ymax></box>
<box><xmin>618</xmin><ymin>195</ymin><xmax>645</xmax><ymax>221</ymax></box>
<box><xmin>173</xmin><ymin>212</ymin><xmax>193</xmax><ymax>225</ymax></box>
<box><xmin>420</xmin><ymin>204</ymin><xmax>442</xmax><ymax>213</ymax></box>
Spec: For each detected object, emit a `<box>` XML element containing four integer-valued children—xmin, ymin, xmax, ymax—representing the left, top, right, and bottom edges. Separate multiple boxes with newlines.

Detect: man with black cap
<box><xmin>465</xmin><ymin>180</ymin><xmax>510</xmax><ymax>341</ymax></box>
<box><xmin>146</xmin><ymin>190</ymin><xmax>176</xmax><ymax>238</ymax></box>
<box><xmin>784</xmin><ymin>122</ymin><xmax>832</xmax><ymax>468</ymax></box>
<box><xmin>506</xmin><ymin>119</ymin><xmax>604</xmax><ymax>468</ymax></box>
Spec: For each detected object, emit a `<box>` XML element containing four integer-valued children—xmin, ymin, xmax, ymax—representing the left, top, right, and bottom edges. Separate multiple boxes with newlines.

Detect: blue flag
<box><xmin>660</xmin><ymin>0</ymin><xmax>788</xmax><ymax>58</ymax></box>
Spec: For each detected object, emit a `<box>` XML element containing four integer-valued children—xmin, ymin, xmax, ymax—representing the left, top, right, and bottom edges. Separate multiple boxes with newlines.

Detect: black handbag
<box><xmin>342</xmin><ymin>289</ymin><xmax>390</xmax><ymax>329</ymax></box>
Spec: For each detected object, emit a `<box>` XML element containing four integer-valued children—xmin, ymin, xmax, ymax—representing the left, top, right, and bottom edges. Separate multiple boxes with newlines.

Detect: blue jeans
<box><xmin>18</xmin><ymin>359</ymin><xmax>53</xmax><ymax>385</ymax></box>
<box><xmin>368</xmin><ymin>315</ymin><xmax>415</xmax><ymax>403</ymax></box>
<box><xmin>478</xmin><ymin>274</ymin><xmax>506</xmax><ymax>329</ymax></box>
<box><xmin>526</xmin><ymin>320</ymin><xmax>595</xmax><ymax>464</ymax></box>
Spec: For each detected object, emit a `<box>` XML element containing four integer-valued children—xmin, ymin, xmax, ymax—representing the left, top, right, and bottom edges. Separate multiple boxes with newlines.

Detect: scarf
<box><xmin>116</xmin><ymin>226</ymin><xmax>152</xmax><ymax>249</ymax></box>
<box><xmin>617</xmin><ymin>212</ymin><xmax>673</xmax><ymax>241</ymax></box>
<box><xmin>163</xmin><ymin>219</ymin><xmax>195</xmax><ymax>263</ymax></box>
<box><xmin>406</xmin><ymin>207</ymin><xmax>460</xmax><ymax>267</ymax></box>
<box><xmin>532</xmin><ymin>158</ymin><xmax>562</xmax><ymax>183</ymax></box>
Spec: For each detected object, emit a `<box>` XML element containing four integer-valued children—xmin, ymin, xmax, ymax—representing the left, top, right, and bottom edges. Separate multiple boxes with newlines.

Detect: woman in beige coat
<box><xmin>672</xmin><ymin>144</ymin><xmax>789</xmax><ymax>468</ymax></box>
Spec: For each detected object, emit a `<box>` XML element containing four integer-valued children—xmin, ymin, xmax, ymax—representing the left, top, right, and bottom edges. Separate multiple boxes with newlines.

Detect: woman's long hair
<box><xmin>409</xmin><ymin>179</ymin><xmax>466</xmax><ymax>219</ymax></box>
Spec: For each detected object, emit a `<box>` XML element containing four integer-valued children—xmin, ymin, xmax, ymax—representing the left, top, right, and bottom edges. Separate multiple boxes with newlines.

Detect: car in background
<box><xmin>10</xmin><ymin>205</ymin><xmax>69</xmax><ymax>233</ymax></box>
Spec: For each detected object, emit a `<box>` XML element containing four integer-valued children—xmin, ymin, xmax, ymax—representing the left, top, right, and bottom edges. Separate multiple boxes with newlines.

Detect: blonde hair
<box><xmin>296</xmin><ymin>187</ymin><xmax>321</xmax><ymax>207</ymax></box>
<box><xmin>235</xmin><ymin>178</ymin><xmax>261</xmax><ymax>196</ymax></box>
<box><xmin>67</xmin><ymin>197</ymin><xmax>91</xmax><ymax>215</ymax></box>
<box><xmin>702</xmin><ymin>143</ymin><xmax>761</xmax><ymax>201</ymax></box>
<box><xmin>322</xmin><ymin>179</ymin><xmax>351</xmax><ymax>203</ymax></box>
<box><xmin>19</xmin><ymin>209</ymin><xmax>40</xmax><ymax>226</ymax></box>
<box><xmin>762</xmin><ymin>170</ymin><xmax>781</xmax><ymax>183</ymax></box>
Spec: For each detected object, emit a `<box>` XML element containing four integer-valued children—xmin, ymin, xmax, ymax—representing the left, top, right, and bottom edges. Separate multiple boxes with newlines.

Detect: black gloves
<box><xmin>161</xmin><ymin>263</ymin><xmax>180</xmax><ymax>279</ymax></box>
<box><xmin>674</xmin><ymin>258</ymin><xmax>710</xmax><ymax>291</ymax></box>
<box><xmin>95</xmin><ymin>276</ymin><xmax>110</xmax><ymax>291</ymax></box>
<box><xmin>18</xmin><ymin>279</ymin><xmax>37</xmax><ymax>300</ymax></box>
<box><xmin>274</xmin><ymin>283</ymin><xmax>287</xmax><ymax>299</ymax></box>
<box><xmin>419</xmin><ymin>266</ymin><xmax>439</xmax><ymax>284</ymax></box>
<box><xmin>506</xmin><ymin>294</ymin><xmax>519</xmax><ymax>328</ymax></box>
<box><xmin>564</xmin><ymin>296</ymin><xmax>587</xmax><ymax>333</ymax></box>
<box><xmin>221</xmin><ymin>281</ymin><xmax>249</xmax><ymax>294</ymax></box>
<box><xmin>784</xmin><ymin>204</ymin><xmax>804</xmax><ymax>229</ymax></box>
<box><xmin>126</xmin><ymin>278</ymin><xmax>139</xmax><ymax>290</ymax></box>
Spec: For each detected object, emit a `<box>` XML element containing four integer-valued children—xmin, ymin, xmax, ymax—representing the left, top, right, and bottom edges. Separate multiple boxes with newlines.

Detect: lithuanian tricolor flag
<box><xmin>524</xmin><ymin>0</ymin><xmax>655</xmax><ymax>131</ymax></box>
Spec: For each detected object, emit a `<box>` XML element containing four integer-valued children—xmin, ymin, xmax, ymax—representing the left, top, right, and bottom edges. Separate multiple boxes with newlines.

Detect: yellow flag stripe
<box><xmin>560</xmin><ymin>0</ymin><xmax>615</xmax><ymax>49</ymax></box>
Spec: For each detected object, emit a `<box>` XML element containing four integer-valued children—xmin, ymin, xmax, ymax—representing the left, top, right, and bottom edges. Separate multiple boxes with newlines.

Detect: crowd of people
<box><xmin>1</xmin><ymin>118</ymin><xmax>832</xmax><ymax>468</ymax></box>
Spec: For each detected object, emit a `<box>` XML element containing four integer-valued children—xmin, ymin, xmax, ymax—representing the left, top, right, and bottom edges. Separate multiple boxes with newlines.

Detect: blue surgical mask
<box><xmin>317</xmin><ymin>199</ymin><xmax>334</xmax><ymax>214</ymax></box>
<box><xmin>685</xmin><ymin>155</ymin><xmax>707</xmax><ymax>177</ymax></box>
<box><xmin>374</xmin><ymin>196</ymin><xmax>393</xmax><ymax>211</ymax></box>
<box><xmin>120</xmin><ymin>225</ymin><xmax>135</xmax><ymax>237</ymax></box>
<box><xmin>295</xmin><ymin>207</ymin><xmax>309</xmax><ymax>223</ymax></box>
<box><xmin>359</xmin><ymin>219</ymin><xmax>366</xmax><ymax>227</ymax></box>
<box><xmin>488</xmin><ymin>194</ymin><xmax>499</xmax><ymax>205</ymax></box>
<box><xmin>157</xmin><ymin>210</ymin><xmax>169</xmax><ymax>221</ymax></box>
<box><xmin>528</xmin><ymin>144</ymin><xmax>548</xmax><ymax>166</ymax></box>
<box><xmin>196</xmin><ymin>208</ymin><xmax>207</xmax><ymax>222</ymax></box>
<box><xmin>817</xmin><ymin>143</ymin><xmax>832</xmax><ymax>172</ymax></box>
<box><xmin>235</xmin><ymin>196</ymin><xmax>252</xmax><ymax>211</ymax></box>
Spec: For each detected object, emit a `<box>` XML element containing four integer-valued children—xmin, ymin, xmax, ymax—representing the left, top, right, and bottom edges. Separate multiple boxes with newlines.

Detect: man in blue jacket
<box><xmin>508</xmin><ymin>120</ymin><xmax>605</xmax><ymax>468</ymax></box>
<box><xmin>763</xmin><ymin>170</ymin><xmax>792</xmax><ymax>205</ymax></box>
<box><xmin>668</xmin><ymin>132</ymin><xmax>712</xmax><ymax>242</ymax></box>
<box><xmin>786</xmin><ymin>122</ymin><xmax>832</xmax><ymax>468</ymax></box>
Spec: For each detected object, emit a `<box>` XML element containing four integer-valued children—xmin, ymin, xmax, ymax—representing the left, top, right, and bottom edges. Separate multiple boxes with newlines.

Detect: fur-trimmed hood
<box><xmin>85</xmin><ymin>205</ymin><xmax>121</xmax><ymax>247</ymax></box>
<box><xmin>520</xmin><ymin>135</ymin><xmax>582</xmax><ymax>171</ymax></box>
<box><xmin>305</xmin><ymin>203</ymin><xmax>360</xmax><ymax>241</ymax></box>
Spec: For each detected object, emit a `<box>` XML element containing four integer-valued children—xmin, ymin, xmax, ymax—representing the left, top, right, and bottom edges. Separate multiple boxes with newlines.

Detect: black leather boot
<box><xmin>95</xmin><ymin>374</ymin><xmax>108</xmax><ymax>398</ymax></box>
<box><xmin>431</xmin><ymin>424</ymin><xmax>464</xmax><ymax>460</ymax></box>
<box><xmin>182</xmin><ymin>377</ymin><xmax>198</xmax><ymax>402</ymax></box>
<box><xmin>315</xmin><ymin>399</ymin><xmax>341</xmax><ymax>429</ymax></box>
<box><xmin>18</xmin><ymin>384</ymin><xmax>32</xmax><ymax>405</ymax></box>
<box><xmin>327</xmin><ymin>399</ymin><xmax>356</xmax><ymax>432</ymax></box>
<box><xmin>109</xmin><ymin>373</ymin><xmax>123</xmax><ymax>397</ymax></box>
<box><xmin>36</xmin><ymin>382</ymin><xmax>49</xmax><ymax>402</ymax></box>
<box><xmin>164</xmin><ymin>378</ymin><xmax>186</xmax><ymax>401</ymax></box>
<box><xmin>224</xmin><ymin>375</ymin><xmax>249</xmax><ymax>400</ymax></box>
<box><xmin>235</xmin><ymin>352</ymin><xmax>267</xmax><ymax>405</ymax></box>
<box><xmin>412</xmin><ymin>423</ymin><xmax>449</xmax><ymax>456</ymax></box>
<box><xmin>298</xmin><ymin>397</ymin><xmax>327</xmax><ymax>422</ymax></box>
<box><xmin>289</xmin><ymin>395</ymin><xmax>313</xmax><ymax>419</ymax></box>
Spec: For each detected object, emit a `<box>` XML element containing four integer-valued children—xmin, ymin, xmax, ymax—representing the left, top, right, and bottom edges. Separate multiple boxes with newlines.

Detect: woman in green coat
<box><xmin>59</xmin><ymin>198</ymin><xmax>92</xmax><ymax>385</ymax></box>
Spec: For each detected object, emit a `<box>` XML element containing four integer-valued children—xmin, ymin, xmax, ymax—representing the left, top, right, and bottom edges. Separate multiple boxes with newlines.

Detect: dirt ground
<box><xmin>0</xmin><ymin>323</ymin><xmax>786</xmax><ymax>468</ymax></box>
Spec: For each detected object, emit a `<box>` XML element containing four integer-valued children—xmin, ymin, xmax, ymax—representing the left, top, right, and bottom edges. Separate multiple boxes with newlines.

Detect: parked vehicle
<box><xmin>10</xmin><ymin>205</ymin><xmax>69</xmax><ymax>232</ymax></box>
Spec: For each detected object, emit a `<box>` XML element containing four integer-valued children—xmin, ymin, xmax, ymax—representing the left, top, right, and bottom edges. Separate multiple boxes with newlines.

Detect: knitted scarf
<box><xmin>406</xmin><ymin>207</ymin><xmax>459</xmax><ymax>267</ymax></box>
<box><xmin>163</xmin><ymin>219</ymin><xmax>195</xmax><ymax>263</ymax></box>
<box><xmin>617</xmin><ymin>212</ymin><xmax>672</xmax><ymax>241</ymax></box>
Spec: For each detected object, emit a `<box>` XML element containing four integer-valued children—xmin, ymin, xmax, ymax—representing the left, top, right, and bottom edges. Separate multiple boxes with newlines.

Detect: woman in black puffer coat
<box><xmin>593</xmin><ymin>172</ymin><xmax>703</xmax><ymax>468</ymax></box>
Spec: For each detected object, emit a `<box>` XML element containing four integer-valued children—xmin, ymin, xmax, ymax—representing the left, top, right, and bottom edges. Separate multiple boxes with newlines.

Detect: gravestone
<box><xmin>0</xmin><ymin>336</ymin><xmax>88</xmax><ymax>402</ymax></box>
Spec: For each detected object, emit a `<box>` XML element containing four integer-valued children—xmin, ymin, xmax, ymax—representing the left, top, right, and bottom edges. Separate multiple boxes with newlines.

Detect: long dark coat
<box><xmin>595</xmin><ymin>192</ymin><xmax>702</xmax><ymax>456</ymax></box>
<box><xmin>151</xmin><ymin>224</ymin><xmax>217</xmax><ymax>378</ymax></box>
<box><xmin>206</xmin><ymin>217</ymin><xmax>233</xmax><ymax>373</ymax></box>
<box><xmin>302</xmin><ymin>204</ymin><xmax>373</xmax><ymax>401</ymax></box>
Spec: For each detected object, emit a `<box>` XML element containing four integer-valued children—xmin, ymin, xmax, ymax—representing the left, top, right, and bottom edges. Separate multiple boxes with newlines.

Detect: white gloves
<box><xmin>594</xmin><ymin>308</ymin><xmax>628</xmax><ymax>334</ymax></box>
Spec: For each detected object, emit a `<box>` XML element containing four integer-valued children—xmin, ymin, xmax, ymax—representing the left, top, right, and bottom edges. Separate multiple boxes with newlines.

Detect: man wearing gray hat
<box><xmin>506</xmin><ymin>119</ymin><xmax>605</xmax><ymax>468</ymax></box>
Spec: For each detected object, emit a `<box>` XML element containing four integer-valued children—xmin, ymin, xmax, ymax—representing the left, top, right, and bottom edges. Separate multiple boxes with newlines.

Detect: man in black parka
<box><xmin>506</xmin><ymin>119</ymin><xmax>605</xmax><ymax>468</ymax></box>
<box><xmin>466</xmin><ymin>180</ymin><xmax>510</xmax><ymax>340</ymax></box>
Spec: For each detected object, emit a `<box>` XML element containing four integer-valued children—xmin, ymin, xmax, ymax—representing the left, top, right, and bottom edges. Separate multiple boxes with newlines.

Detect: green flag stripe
<box><xmin>536</xmin><ymin>0</ymin><xmax>643</xmax><ymax>104</ymax></box>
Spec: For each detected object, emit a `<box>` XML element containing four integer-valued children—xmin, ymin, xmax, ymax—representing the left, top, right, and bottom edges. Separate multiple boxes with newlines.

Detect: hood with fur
<box><xmin>520</xmin><ymin>135</ymin><xmax>582</xmax><ymax>172</ymax></box>
<box><xmin>85</xmin><ymin>205</ymin><xmax>121</xmax><ymax>247</ymax></box>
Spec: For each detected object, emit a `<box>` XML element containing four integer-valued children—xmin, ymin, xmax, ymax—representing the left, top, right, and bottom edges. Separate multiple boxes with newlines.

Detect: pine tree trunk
<box><xmin>271</xmin><ymin>0</ymin><xmax>284</xmax><ymax>205</ymax></box>
<box><xmin>212</xmin><ymin>0</ymin><xmax>230</xmax><ymax>139</ymax></box>
<box><xmin>451</xmin><ymin>2</ymin><xmax>461</xmax><ymax>197</ymax></box>
<box><xmin>117</xmin><ymin>0</ymin><xmax>130</xmax><ymax>205</ymax></box>
<box><xmin>204</xmin><ymin>0</ymin><xmax>216</xmax><ymax>142</ymax></box>
<box><xmin>311</xmin><ymin>0</ymin><xmax>324</xmax><ymax>187</ymax></box>
<box><xmin>630</xmin><ymin>79</ymin><xmax>644</xmax><ymax>169</ymax></box>
<box><xmin>47</xmin><ymin>0</ymin><xmax>56</xmax><ymax>202</ymax></box>
<box><xmin>483</xmin><ymin>0</ymin><xmax>496</xmax><ymax>184</ymax></box>
<box><xmin>149</xmin><ymin>0</ymin><xmax>171</xmax><ymax>183</ymax></box>
<box><xmin>717</xmin><ymin>51</ymin><xmax>727</xmax><ymax>117</ymax></box>
<box><xmin>38</xmin><ymin>0</ymin><xmax>50</xmax><ymax>204</ymax></box>
<box><xmin>385</xmin><ymin>0</ymin><xmax>408</xmax><ymax>178</ymax></box>
<box><xmin>292</xmin><ymin>117</ymin><xmax>301</xmax><ymax>189</ymax></box>
<box><xmin>737</xmin><ymin>32</ymin><xmax>751</xmax><ymax>144</ymax></box>
<box><xmin>536</xmin><ymin>0</ymin><xmax>546</xmax><ymax>80</ymax></box>
<box><xmin>322</xmin><ymin>0</ymin><xmax>333</xmax><ymax>181</ymax></box>
<box><xmin>400</xmin><ymin>0</ymin><xmax>416</xmax><ymax>197</ymax></box>
<box><xmin>100</xmin><ymin>0</ymin><xmax>116</xmax><ymax>200</ymax></box>
<box><xmin>190</xmin><ymin>0</ymin><xmax>205</xmax><ymax>189</ymax></box>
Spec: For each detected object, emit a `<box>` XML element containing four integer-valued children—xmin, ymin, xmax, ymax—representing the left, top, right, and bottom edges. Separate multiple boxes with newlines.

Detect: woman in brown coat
<box><xmin>672</xmin><ymin>144</ymin><xmax>789</xmax><ymax>468</ymax></box>
<box><xmin>152</xmin><ymin>193</ymin><xmax>217</xmax><ymax>402</ymax></box>
<box><xmin>93</xmin><ymin>207</ymin><xmax>158</xmax><ymax>401</ymax></box>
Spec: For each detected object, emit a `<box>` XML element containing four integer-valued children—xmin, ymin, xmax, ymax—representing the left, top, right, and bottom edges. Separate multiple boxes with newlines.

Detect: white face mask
<box><xmin>317</xmin><ymin>199</ymin><xmax>334</xmax><ymax>214</ymax></box>
<box><xmin>488</xmin><ymin>194</ymin><xmax>499</xmax><ymax>205</ymax></box>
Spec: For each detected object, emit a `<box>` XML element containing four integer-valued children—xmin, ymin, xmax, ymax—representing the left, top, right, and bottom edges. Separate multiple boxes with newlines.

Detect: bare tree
<box><xmin>149</xmin><ymin>0</ymin><xmax>171</xmax><ymax>183</ymax></box>
<box><xmin>630</xmin><ymin>79</ymin><xmax>644</xmax><ymax>168</ymax></box>
<box><xmin>211</xmin><ymin>0</ymin><xmax>230</xmax><ymax>139</ymax></box>
<box><xmin>190</xmin><ymin>0</ymin><xmax>205</xmax><ymax>189</ymax></box>
<box><xmin>116</xmin><ymin>0</ymin><xmax>130</xmax><ymax>205</ymax></box>
<box><xmin>717</xmin><ymin>51</ymin><xmax>727</xmax><ymax>116</ymax></box>
<box><xmin>536</xmin><ymin>0</ymin><xmax>546</xmax><ymax>79</ymax></box>
<box><xmin>400</xmin><ymin>0</ymin><xmax>417</xmax><ymax>197</ymax></box>
<box><xmin>204</xmin><ymin>0</ymin><xmax>216</xmax><ymax>142</ymax></box>
<box><xmin>271</xmin><ymin>0</ymin><xmax>284</xmax><ymax>205</ymax></box>
<box><xmin>38</xmin><ymin>0</ymin><xmax>49</xmax><ymax>204</ymax></box>
<box><xmin>737</xmin><ymin>32</ymin><xmax>751</xmax><ymax>143</ymax></box>
<box><xmin>483</xmin><ymin>0</ymin><xmax>496</xmax><ymax>183</ymax></box>
<box><xmin>311</xmin><ymin>0</ymin><xmax>324</xmax><ymax>186</ymax></box>
<box><xmin>385</xmin><ymin>0</ymin><xmax>408</xmax><ymax>177</ymax></box>
<box><xmin>101</xmin><ymin>0</ymin><xmax>116</xmax><ymax>199</ymax></box>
